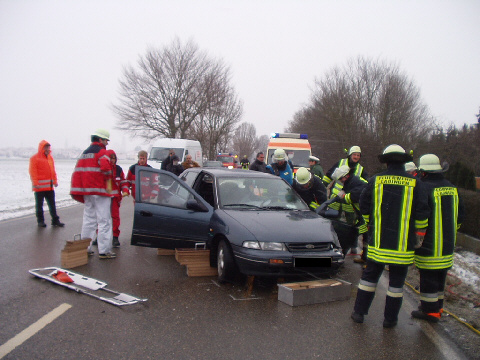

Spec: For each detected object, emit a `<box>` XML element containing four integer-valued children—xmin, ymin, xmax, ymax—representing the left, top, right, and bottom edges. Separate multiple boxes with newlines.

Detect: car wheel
<box><xmin>217</xmin><ymin>239</ymin><xmax>236</xmax><ymax>283</ymax></box>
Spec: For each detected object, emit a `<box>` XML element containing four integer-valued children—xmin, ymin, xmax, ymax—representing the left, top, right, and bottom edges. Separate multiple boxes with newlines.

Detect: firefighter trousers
<box><xmin>353</xmin><ymin>260</ymin><xmax>408</xmax><ymax>322</ymax></box>
<box><xmin>418</xmin><ymin>268</ymin><xmax>448</xmax><ymax>313</ymax></box>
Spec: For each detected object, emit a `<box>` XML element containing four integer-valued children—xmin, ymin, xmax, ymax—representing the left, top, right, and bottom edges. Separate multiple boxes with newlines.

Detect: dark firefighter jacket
<box><xmin>414</xmin><ymin>173</ymin><xmax>465</xmax><ymax>270</ymax></box>
<box><xmin>360</xmin><ymin>163</ymin><xmax>430</xmax><ymax>265</ymax></box>
<box><xmin>323</xmin><ymin>157</ymin><xmax>368</xmax><ymax>186</ymax></box>
<box><xmin>292</xmin><ymin>175</ymin><xmax>327</xmax><ymax>210</ymax></box>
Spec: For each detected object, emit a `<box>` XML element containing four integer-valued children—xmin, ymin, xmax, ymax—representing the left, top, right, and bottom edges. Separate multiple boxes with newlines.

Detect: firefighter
<box><xmin>323</xmin><ymin>146</ymin><xmax>368</xmax><ymax>227</ymax></box>
<box><xmin>411</xmin><ymin>154</ymin><xmax>465</xmax><ymax>323</ymax></box>
<box><xmin>328</xmin><ymin>165</ymin><xmax>368</xmax><ymax>257</ymax></box>
<box><xmin>240</xmin><ymin>155</ymin><xmax>250</xmax><ymax>170</ymax></box>
<box><xmin>292</xmin><ymin>167</ymin><xmax>327</xmax><ymax>211</ymax></box>
<box><xmin>405</xmin><ymin>161</ymin><xmax>419</xmax><ymax>178</ymax></box>
<box><xmin>351</xmin><ymin>144</ymin><xmax>430</xmax><ymax>328</ymax></box>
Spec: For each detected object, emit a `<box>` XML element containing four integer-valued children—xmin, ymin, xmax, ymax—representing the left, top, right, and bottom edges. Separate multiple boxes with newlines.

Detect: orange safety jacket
<box><xmin>29</xmin><ymin>140</ymin><xmax>58</xmax><ymax>192</ymax></box>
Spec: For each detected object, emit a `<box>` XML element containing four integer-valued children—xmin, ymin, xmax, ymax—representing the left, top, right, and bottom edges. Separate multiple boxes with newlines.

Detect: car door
<box><xmin>131</xmin><ymin>167</ymin><xmax>213</xmax><ymax>249</ymax></box>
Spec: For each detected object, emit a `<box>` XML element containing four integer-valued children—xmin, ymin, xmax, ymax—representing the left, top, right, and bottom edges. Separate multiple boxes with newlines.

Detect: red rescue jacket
<box><xmin>106</xmin><ymin>150</ymin><xmax>129</xmax><ymax>199</ymax></box>
<box><xmin>70</xmin><ymin>142</ymin><xmax>112</xmax><ymax>202</ymax></box>
<box><xmin>29</xmin><ymin>140</ymin><xmax>58</xmax><ymax>192</ymax></box>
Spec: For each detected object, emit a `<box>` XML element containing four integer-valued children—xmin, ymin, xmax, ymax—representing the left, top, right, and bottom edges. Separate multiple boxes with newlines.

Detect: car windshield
<box><xmin>217</xmin><ymin>177</ymin><xmax>308</xmax><ymax>210</ymax></box>
<box><xmin>267</xmin><ymin>149</ymin><xmax>310</xmax><ymax>168</ymax></box>
<box><xmin>149</xmin><ymin>147</ymin><xmax>184</xmax><ymax>161</ymax></box>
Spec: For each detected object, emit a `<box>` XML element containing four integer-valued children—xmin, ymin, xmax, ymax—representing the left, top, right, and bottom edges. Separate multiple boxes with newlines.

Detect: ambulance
<box><xmin>266</xmin><ymin>133</ymin><xmax>311</xmax><ymax>171</ymax></box>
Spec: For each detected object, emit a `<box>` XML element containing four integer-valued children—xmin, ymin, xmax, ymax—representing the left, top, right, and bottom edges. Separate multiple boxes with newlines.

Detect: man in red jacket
<box><xmin>29</xmin><ymin>140</ymin><xmax>64</xmax><ymax>228</ymax></box>
<box><xmin>70</xmin><ymin>129</ymin><xmax>115</xmax><ymax>259</ymax></box>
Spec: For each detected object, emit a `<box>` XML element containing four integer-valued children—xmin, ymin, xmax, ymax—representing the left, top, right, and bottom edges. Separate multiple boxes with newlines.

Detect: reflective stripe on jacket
<box><xmin>414</xmin><ymin>174</ymin><xmax>465</xmax><ymax>270</ymax></box>
<box><xmin>70</xmin><ymin>142</ymin><xmax>112</xmax><ymax>202</ymax></box>
<box><xmin>360</xmin><ymin>163</ymin><xmax>430</xmax><ymax>265</ymax></box>
<box><xmin>29</xmin><ymin>140</ymin><xmax>57</xmax><ymax>192</ymax></box>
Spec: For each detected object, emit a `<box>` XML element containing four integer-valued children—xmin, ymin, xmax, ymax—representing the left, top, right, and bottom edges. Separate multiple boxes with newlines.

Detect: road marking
<box><xmin>0</xmin><ymin>303</ymin><xmax>72</xmax><ymax>359</ymax></box>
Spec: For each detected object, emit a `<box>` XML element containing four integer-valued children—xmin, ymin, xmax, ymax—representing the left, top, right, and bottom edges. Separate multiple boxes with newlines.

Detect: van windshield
<box><xmin>149</xmin><ymin>147</ymin><xmax>184</xmax><ymax>161</ymax></box>
<box><xmin>266</xmin><ymin>149</ymin><xmax>311</xmax><ymax>168</ymax></box>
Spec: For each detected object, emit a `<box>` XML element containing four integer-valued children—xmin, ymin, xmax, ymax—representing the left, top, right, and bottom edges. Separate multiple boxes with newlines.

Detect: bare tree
<box><xmin>113</xmin><ymin>38</ymin><xmax>239</xmax><ymax>141</ymax></box>
<box><xmin>288</xmin><ymin>56</ymin><xmax>437</xmax><ymax>172</ymax></box>
<box><xmin>231</xmin><ymin>123</ymin><xmax>259</xmax><ymax>160</ymax></box>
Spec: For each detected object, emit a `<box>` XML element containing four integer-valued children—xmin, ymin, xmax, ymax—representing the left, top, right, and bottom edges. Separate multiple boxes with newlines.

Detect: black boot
<box><xmin>38</xmin><ymin>221</ymin><xmax>46</xmax><ymax>228</ymax></box>
<box><xmin>112</xmin><ymin>236</ymin><xmax>120</xmax><ymax>248</ymax></box>
<box><xmin>52</xmin><ymin>220</ymin><xmax>65</xmax><ymax>227</ymax></box>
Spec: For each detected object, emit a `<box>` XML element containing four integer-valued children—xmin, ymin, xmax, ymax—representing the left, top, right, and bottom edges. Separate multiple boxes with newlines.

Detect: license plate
<box><xmin>294</xmin><ymin>257</ymin><xmax>332</xmax><ymax>267</ymax></box>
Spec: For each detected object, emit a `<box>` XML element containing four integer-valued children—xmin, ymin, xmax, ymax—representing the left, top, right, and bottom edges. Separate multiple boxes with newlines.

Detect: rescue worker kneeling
<box><xmin>411</xmin><ymin>154</ymin><xmax>465</xmax><ymax>323</ymax></box>
<box><xmin>292</xmin><ymin>167</ymin><xmax>327</xmax><ymax>211</ymax></box>
<box><xmin>351</xmin><ymin>144</ymin><xmax>430</xmax><ymax>328</ymax></box>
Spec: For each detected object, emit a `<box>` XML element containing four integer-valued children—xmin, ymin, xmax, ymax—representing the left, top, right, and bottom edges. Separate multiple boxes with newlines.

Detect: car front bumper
<box><xmin>231</xmin><ymin>245</ymin><xmax>345</xmax><ymax>277</ymax></box>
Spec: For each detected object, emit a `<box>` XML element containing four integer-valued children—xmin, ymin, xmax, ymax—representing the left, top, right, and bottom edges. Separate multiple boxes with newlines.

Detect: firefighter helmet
<box><xmin>418</xmin><ymin>154</ymin><xmax>446</xmax><ymax>172</ymax></box>
<box><xmin>405</xmin><ymin>162</ymin><xmax>417</xmax><ymax>172</ymax></box>
<box><xmin>295</xmin><ymin>167</ymin><xmax>312</xmax><ymax>185</ymax></box>
<box><xmin>332</xmin><ymin>165</ymin><xmax>350</xmax><ymax>181</ymax></box>
<box><xmin>273</xmin><ymin>148</ymin><xmax>286</xmax><ymax>161</ymax></box>
<box><xmin>348</xmin><ymin>146</ymin><xmax>361</xmax><ymax>155</ymax></box>
<box><xmin>378</xmin><ymin>144</ymin><xmax>412</xmax><ymax>164</ymax></box>
<box><xmin>92</xmin><ymin>128</ymin><xmax>110</xmax><ymax>140</ymax></box>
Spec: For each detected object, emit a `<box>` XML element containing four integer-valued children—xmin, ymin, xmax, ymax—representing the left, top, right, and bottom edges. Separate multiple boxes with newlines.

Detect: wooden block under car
<box><xmin>277</xmin><ymin>279</ymin><xmax>351</xmax><ymax>306</ymax></box>
<box><xmin>61</xmin><ymin>238</ymin><xmax>91</xmax><ymax>269</ymax></box>
<box><xmin>157</xmin><ymin>248</ymin><xmax>176</xmax><ymax>256</ymax></box>
<box><xmin>175</xmin><ymin>248</ymin><xmax>217</xmax><ymax>277</ymax></box>
<box><xmin>175</xmin><ymin>248</ymin><xmax>210</xmax><ymax>265</ymax></box>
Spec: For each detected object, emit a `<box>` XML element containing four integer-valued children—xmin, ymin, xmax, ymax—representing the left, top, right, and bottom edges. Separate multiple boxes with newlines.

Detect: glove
<box><xmin>337</xmin><ymin>190</ymin><xmax>346</xmax><ymax>198</ymax></box>
<box><xmin>414</xmin><ymin>230</ymin><xmax>426</xmax><ymax>249</ymax></box>
<box><xmin>334</xmin><ymin>195</ymin><xmax>345</xmax><ymax>203</ymax></box>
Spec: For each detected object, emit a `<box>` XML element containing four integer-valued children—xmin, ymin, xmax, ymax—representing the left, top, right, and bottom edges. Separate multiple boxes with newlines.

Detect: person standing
<box><xmin>266</xmin><ymin>149</ymin><xmax>293</xmax><ymax>185</ymax></box>
<box><xmin>166</xmin><ymin>155</ymin><xmax>184</xmax><ymax>176</ymax></box>
<box><xmin>411</xmin><ymin>154</ymin><xmax>465</xmax><ymax>322</ymax></box>
<box><xmin>161</xmin><ymin>149</ymin><xmax>175</xmax><ymax>171</ymax></box>
<box><xmin>126</xmin><ymin>150</ymin><xmax>158</xmax><ymax>201</ymax></box>
<box><xmin>29</xmin><ymin>140</ymin><xmax>64</xmax><ymax>228</ymax></box>
<box><xmin>292</xmin><ymin>167</ymin><xmax>327</xmax><ymax>211</ymax></box>
<box><xmin>181</xmin><ymin>154</ymin><xmax>200</xmax><ymax>169</ymax></box>
<box><xmin>351</xmin><ymin>144</ymin><xmax>430</xmax><ymax>328</ymax></box>
<box><xmin>249</xmin><ymin>152</ymin><xmax>267</xmax><ymax>172</ymax></box>
<box><xmin>107</xmin><ymin>150</ymin><xmax>129</xmax><ymax>248</ymax></box>
<box><xmin>308</xmin><ymin>155</ymin><xmax>324</xmax><ymax>179</ymax></box>
<box><xmin>240</xmin><ymin>155</ymin><xmax>250</xmax><ymax>170</ymax></box>
<box><xmin>70</xmin><ymin>129</ymin><xmax>116</xmax><ymax>259</ymax></box>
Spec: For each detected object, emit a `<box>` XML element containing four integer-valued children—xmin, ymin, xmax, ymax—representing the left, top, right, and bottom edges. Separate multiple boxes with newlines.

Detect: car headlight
<box><xmin>242</xmin><ymin>241</ymin><xmax>287</xmax><ymax>251</ymax></box>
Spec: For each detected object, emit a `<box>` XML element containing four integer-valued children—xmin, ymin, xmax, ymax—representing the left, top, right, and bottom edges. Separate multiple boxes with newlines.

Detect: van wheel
<box><xmin>217</xmin><ymin>240</ymin><xmax>236</xmax><ymax>283</ymax></box>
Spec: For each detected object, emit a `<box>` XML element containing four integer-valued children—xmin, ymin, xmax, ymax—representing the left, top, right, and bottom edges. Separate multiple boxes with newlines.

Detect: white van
<box><xmin>148</xmin><ymin>138</ymin><xmax>203</xmax><ymax>169</ymax></box>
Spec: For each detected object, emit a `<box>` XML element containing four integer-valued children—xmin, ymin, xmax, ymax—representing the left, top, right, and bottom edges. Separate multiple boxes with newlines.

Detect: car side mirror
<box><xmin>186</xmin><ymin>199</ymin><xmax>209</xmax><ymax>212</ymax></box>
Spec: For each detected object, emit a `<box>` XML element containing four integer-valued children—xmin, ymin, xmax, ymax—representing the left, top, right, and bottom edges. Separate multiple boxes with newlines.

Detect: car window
<box><xmin>217</xmin><ymin>177</ymin><xmax>307</xmax><ymax>210</ymax></box>
<box><xmin>181</xmin><ymin>170</ymin><xmax>199</xmax><ymax>187</ymax></box>
<box><xmin>139</xmin><ymin>170</ymin><xmax>194</xmax><ymax>209</ymax></box>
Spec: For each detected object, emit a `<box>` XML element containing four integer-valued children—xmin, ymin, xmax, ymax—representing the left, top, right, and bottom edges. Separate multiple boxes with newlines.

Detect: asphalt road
<box><xmin>0</xmin><ymin>200</ymin><xmax>470</xmax><ymax>360</ymax></box>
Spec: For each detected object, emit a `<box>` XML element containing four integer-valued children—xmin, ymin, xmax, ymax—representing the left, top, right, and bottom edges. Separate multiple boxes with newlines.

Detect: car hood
<box><xmin>221</xmin><ymin>209</ymin><xmax>337</xmax><ymax>244</ymax></box>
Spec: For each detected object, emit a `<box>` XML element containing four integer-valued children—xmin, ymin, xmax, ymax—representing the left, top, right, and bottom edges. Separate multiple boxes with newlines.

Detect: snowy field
<box><xmin>0</xmin><ymin>158</ymin><xmax>132</xmax><ymax>221</ymax></box>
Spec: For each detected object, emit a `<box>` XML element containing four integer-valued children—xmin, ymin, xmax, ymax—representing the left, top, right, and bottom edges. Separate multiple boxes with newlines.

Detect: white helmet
<box><xmin>92</xmin><ymin>128</ymin><xmax>110</xmax><ymax>140</ymax></box>
<box><xmin>418</xmin><ymin>154</ymin><xmax>444</xmax><ymax>172</ymax></box>
<box><xmin>273</xmin><ymin>148</ymin><xmax>286</xmax><ymax>161</ymax></box>
<box><xmin>332</xmin><ymin>165</ymin><xmax>350</xmax><ymax>181</ymax></box>
<box><xmin>404</xmin><ymin>162</ymin><xmax>417</xmax><ymax>172</ymax></box>
<box><xmin>348</xmin><ymin>146</ymin><xmax>361</xmax><ymax>155</ymax></box>
<box><xmin>295</xmin><ymin>167</ymin><xmax>312</xmax><ymax>185</ymax></box>
<box><xmin>378</xmin><ymin>144</ymin><xmax>412</xmax><ymax>164</ymax></box>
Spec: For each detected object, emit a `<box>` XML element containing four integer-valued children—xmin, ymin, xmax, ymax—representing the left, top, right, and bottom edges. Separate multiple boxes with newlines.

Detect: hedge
<box><xmin>458</xmin><ymin>189</ymin><xmax>480</xmax><ymax>239</ymax></box>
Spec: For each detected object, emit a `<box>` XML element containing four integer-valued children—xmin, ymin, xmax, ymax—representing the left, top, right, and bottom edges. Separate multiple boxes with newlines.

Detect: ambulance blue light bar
<box><xmin>271</xmin><ymin>133</ymin><xmax>308</xmax><ymax>139</ymax></box>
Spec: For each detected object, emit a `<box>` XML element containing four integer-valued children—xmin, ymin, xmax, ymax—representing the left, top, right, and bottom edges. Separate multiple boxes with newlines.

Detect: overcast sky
<box><xmin>1</xmin><ymin>0</ymin><xmax>479</xmax><ymax>153</ymax></box>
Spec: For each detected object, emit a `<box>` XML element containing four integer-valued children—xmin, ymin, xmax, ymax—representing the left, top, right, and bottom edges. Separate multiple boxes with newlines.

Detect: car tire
<box><xmin>217</xmin><ymin>239</ymin><xmax>237</xmax><ymax>283</ymax></box>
